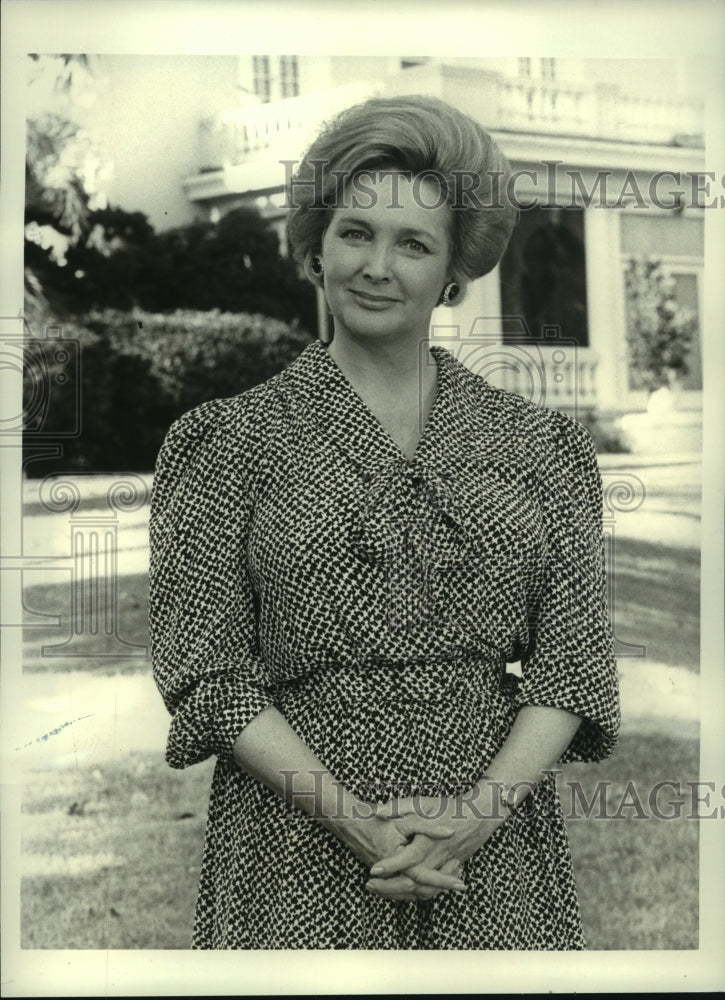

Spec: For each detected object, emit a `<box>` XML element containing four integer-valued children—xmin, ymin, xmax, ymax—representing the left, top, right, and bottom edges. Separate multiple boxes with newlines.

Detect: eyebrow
<box><xmin>334</xmin><ymin>215</ymin><xmax>442</xmax><ymax>246</ymax></box>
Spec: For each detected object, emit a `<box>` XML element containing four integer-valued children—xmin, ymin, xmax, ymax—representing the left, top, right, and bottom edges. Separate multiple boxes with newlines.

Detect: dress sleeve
<box><xmin>149</xmin><ymin>401</ymin><xmax>274</xmax><ymax>769</ymax></box>
<box><xmin>517</xmin><ymin>417</ymin><xmax>620</xmax><ymax>763</ymax></box>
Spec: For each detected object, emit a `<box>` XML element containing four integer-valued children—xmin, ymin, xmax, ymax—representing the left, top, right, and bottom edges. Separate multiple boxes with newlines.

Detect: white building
<box><xmin>90</xmin><ymin>54</ymin><xmax>706</xmax><ymax>430</ymax></box>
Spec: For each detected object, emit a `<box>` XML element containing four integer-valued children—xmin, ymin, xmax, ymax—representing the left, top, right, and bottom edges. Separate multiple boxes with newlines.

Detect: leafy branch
<box><xmin>624</xmin><ymin>256</ymin><xmax>697</xmax><ymax>392</ymax></box>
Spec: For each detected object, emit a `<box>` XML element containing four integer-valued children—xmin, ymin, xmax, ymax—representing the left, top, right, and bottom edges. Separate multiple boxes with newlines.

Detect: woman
<box><xmin>149</xmin><ymin>95</ymin><xmax>619</xmax><ymax>949</ymax></box>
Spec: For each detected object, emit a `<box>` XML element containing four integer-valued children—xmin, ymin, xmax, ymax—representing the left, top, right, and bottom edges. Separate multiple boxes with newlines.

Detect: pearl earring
<box><xmin>439</xmin><ymin>281</ymin><xmax>460</xmax><ymax>306</ymax></box>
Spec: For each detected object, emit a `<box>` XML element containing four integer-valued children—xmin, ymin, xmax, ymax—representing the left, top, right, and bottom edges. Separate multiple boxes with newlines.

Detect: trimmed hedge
<box><xmin>23</xmin><ymin>309</ymin><xmax>314</xmax><ymax>475</ymax></box>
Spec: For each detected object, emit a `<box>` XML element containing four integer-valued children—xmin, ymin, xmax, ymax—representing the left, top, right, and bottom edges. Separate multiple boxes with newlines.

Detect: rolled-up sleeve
<box><xmin>517</xmin><ymin>417</ymin><xmax>620</xmax><ymax>763</ymax></box>
<box><xmin>149</xmin><ymin>401</ymin><xmax>274</xmax><ymax>769</ymax></box>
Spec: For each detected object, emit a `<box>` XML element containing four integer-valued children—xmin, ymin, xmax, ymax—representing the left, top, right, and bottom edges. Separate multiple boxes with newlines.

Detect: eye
<box><xmin>340</xmin><ymin>228</ymin><xmax>370</xmax><ymax>241</ymax></box>
<box><xmin>401</xmin><ymin>237</ymin><xmax>430</xmax><ymax>254</ymax></box>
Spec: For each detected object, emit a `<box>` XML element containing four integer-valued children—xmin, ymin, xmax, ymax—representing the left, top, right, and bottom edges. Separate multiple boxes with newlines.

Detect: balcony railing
<box><xmin>199</xmin><ymin>81</ymin><xmax>376</xmax><ymax>171</ymax></box>
<box><xmin>478</xmin><ymin>74</ymin><xmax>703</xmax><ymax>146</ymax></box>
<box><xmin>197</xmin><ymin>63</ymin><xmax>703</xmax><ymax>175</ymax></box>
<box><xmin>472</xmin><ymin>343</ymin><xmax>600</xmax><ymax>415</ymax></box>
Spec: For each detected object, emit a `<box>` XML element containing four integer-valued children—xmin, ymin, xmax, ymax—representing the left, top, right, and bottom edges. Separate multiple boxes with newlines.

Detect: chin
<box><xmin>336</xmin><ymin>313</ymin><xmax>426</xmax><ymax>344</ymax></box>
<box><xmin>344</xmin><ymin>324</ymin><xmax>410</xmax><ymax>343</ymax></box>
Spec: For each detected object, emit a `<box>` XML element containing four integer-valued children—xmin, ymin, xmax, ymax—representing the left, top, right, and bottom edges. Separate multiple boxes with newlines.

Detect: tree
<box><xmin>143</xmin><ymin>207</ymin><xmax>317</xmax><ymax>331</ymax></box>
<box><xmin>24</xmin><ymin>56</ymin><xmax>316</xmax><ymax>333</ymax></box>
<box><xmin>25</xmin><ymin>53</ymin><xmax>111</xmax><ymax>329</ymax></box>
<box><xmin>624</xmin><ymin>256</ymin><xmax>697</xmax><ymax>392</ymax></box>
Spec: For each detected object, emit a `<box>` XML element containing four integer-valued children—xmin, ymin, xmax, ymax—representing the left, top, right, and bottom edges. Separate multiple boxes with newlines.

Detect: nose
<box><xmin>362</xmin><ymin>241</ymin><xmax>392</xmax><ymax>282</ymax></box>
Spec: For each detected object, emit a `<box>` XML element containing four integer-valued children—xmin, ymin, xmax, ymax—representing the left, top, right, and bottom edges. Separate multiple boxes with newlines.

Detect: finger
<box><xmin>375</xmin><ymin>797</ymin><xmax>417</xmax><ymax>820</ymax></box>
<box><xmin>439</xmin><ymin>858</ymin><xmax>465</xmax><ymax>883</ymax></box>
<box><xmin>396</xmin><ymin>815</ymin><xmax>454</xmax><ymax>840</ymax></box>
<box><xmin>365</xmin><ymin>874</ymin><xmax>451</xmax><ymax>902</ymax></box>
<box><xmin>412</xmin><ymin>885</ymin><xmax>442</xmax><ymax>901</ymax></box>
<box><xmin>404</xmin><ymin>864</ymin><xmax>466</xmax><ymax>892</ymax></box>
<box><xmin>366</xmin><ymin>881</ymin><xmax>441</xmax><ymax>902</ymax></box>
<box><xmin>370</xmin><ymin>839</ymin><xmax>432</xmax><ymax>877</ymax></box>
<box><xmin>365</xmin><ymin>875</ymin><xmax>417</xmax><ymax>900</ymax></box>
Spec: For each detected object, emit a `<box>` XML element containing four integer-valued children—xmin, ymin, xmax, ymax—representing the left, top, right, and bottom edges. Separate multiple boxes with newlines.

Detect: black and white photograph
<box><xmin>1</xmin><ymin>0</ymin><xmax>723</xmax><ymax>995</ymax></box>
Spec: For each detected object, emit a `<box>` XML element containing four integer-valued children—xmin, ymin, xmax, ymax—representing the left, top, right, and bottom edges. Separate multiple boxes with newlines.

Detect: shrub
<box><xmin>35</xmin><ymin>205</ymin><xmax>318</xmax><ymax>337</ymax></box>
<box><xmin>578</xmin><ymin>411</ymin><xmax>629</xmax><ymax>454</ymax></box>
<box><xmin>23</xmin><ymin>309</ymin><xmax>313</xmax><ymax>475</ymax></box>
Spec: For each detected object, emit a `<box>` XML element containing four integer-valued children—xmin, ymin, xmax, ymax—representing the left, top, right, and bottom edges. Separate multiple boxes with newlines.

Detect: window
<box><xmin>620</xmin><ymin>214</ymin><xmax>704</xmax><ymax>258</ymax></box>
<box><xmin>670</xmin><ymin>272</ymin><xmax>702</xmax><ymax>390</ymax></box>
<box><xmin>251</xmin><ymin>55</ymin><xmax>299</xmax><ymax>103</ymax></box>
<box><xmin>252</xmin><ymin>55</ymin><xmax>271</xmax><ymax>102</ymax></box>
<box><xmin>623</xmin><ymin>261</ymin><xmax>702</xmax><ymax>392</ymax></box>
<box><xmin>280</xmin><ymin>55</ymin><xmax>299</xmax><ymax>98</ymax></box>
<box><xmin>518</xmin><ymin>57</ymin><xmax>556</xmax><ymax>79</ymax></box>
<box><xmin>619</xmin><ymin>213</ymin><xmax>703</xmax><ymax>391</ymax></box>
<box><xmin>499</xmin><ymin>206</ymin><xmax>589</xmax><ymax>347</ymax></box>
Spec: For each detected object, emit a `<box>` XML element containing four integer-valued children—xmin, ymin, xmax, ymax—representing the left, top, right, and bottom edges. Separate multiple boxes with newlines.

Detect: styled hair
<box><xmin>286</xmin><ymin>94</ymin><xmax>517</xmax><ymax>285</ymax></box>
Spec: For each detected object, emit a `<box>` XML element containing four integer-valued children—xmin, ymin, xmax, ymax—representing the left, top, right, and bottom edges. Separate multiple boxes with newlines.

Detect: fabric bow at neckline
<box><xmin>350</xmin><ymin>457</ymin><xmax>472</xmax><ymax>568</ymax></box>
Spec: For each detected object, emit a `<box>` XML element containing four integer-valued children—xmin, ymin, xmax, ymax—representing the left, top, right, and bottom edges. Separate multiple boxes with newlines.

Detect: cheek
<box><xmin>410</xmin><ymin>267</ymin><xmax>447</xmax><ymax>305</ymax></box>
<box><xmin>324</xmin><ymin>260</ymin><xmax>352</xmax><ymax>293</ymax></box>
<box><xmin>322</xmin><ymin>242</ymin><xmax>355</xmax><ymax>282</ymax></box>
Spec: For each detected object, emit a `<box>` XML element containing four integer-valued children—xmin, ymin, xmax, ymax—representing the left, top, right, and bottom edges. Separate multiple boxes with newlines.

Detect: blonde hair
<box><xmin>286</xmin><ymin>94</ymin><xmax>517</xmax><ymax>284</ymax></box>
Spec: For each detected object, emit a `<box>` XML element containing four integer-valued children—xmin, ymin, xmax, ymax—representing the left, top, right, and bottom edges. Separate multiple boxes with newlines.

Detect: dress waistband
<box><xmin>272</xmin><ymin>649</ymin><xmax>505</xmax><ymax>706</ymax></box>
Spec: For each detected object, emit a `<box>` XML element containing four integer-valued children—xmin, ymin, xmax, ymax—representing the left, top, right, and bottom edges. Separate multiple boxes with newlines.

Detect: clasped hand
<box><xmin>358</xmin><ymin>795</ymin><xmax>493</xmax><ymax>902</ymax></box>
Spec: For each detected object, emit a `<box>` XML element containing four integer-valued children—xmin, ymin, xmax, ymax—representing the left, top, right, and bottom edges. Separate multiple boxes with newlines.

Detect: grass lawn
<box><xmin>22</xmin><ymin>754</ymin><xmax>213</xmax><ymax>949</ymax></box>
<box><xmin>21</xmin><ymin>733</ymin><xmax>698</xmax><ymax>950</ymax></box>
<box><xmin>22</xmin><ymin>572</ymin><xmax>150</xmax><ymax>675</ymax></box>
<box><xmin>608</xmin><ymin>538</ymin><xmax>699</xmax><ymax>670</ymax></box>
<box><xmin>19</xmin><ymin>530</ymin><xmax>701</xmax><ymax>949</ymax></box>
<box><xmin>563</xmin><ymin>731</ymin><xmax>699</xmax><ymax>950</ymax></box>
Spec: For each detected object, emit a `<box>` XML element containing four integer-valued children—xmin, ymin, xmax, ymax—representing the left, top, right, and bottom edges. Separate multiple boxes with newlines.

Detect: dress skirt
<box><xmin>193</xmin><ymin>652</ymin><xmax>585</xmax><ymax>950</ymax></box>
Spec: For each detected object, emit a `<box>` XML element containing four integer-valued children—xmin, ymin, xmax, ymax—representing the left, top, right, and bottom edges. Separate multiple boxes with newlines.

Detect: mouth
<box><xmin>349</xmin><ymin>289</ymin><xmax>400</xmax><ymax>305</ymax></box>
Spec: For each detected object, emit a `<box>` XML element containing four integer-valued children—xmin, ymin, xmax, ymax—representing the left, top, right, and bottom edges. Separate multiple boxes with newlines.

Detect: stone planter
<box><xmin>619</xmin><ymin>385</ymin><xmax>702</xmax><ymax>454</ymax></box>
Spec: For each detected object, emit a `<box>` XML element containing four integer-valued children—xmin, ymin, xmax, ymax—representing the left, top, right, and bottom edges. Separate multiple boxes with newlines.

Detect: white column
<box><xmin>584</xmin><ymin>206</ymin><xmax>628</xmax><ymax>415</ymax></box>
<box><xmin>430</xmin><ymin>265</ymin><xmax>503</xmax><ymax>355</ymax></box>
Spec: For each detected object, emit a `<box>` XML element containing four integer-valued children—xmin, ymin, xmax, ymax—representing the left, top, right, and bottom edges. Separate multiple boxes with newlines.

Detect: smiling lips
<box><xmin>349</xmin><ymin>289</ymin><xmax>400</xmax><ymax>306</ymax></box>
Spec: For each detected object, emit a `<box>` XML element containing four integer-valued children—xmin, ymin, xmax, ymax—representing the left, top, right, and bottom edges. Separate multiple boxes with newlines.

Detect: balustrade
<box><xmin>201</xmin><ymin>67</ymin><xmax>703</xmax><ymax>171</ymax></box>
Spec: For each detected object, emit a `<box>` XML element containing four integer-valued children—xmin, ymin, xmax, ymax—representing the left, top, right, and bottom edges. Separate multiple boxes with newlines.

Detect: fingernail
<box><xmin>453</xmin><ymin>881</ymin><xmax>466</xmax><ymax>891</ymax></box>
<box><xmin>370</xmin><ymin>866</ymin><xmax>383</xmax><ymax>876</ymax></box>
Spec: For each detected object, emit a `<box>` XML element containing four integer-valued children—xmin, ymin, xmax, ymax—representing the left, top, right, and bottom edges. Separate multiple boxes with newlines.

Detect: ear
<box><xmin>452</xmin><ymin>278</ymin><xmax>468</xmax><ymax>306</ymax></box>
<box><xmin>438</xmin><ymin>276</ymin><xmax>468</xmax><ymax>308</ymax></box>
<box><xmin>304</xmin><ymin>251</ymin><xmax>324</xmax><ymax>288</ymax></box>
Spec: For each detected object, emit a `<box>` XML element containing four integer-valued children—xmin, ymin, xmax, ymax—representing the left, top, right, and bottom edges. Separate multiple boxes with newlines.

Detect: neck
<box><xmin>326</xmin><ymin>332</ymin><xmax>433</xmax><ymax>392</ymax></box>
<box><xmin>323</xmin><ymin>331</ymin><xmax>440</xmax><ymax>461</ymax></box>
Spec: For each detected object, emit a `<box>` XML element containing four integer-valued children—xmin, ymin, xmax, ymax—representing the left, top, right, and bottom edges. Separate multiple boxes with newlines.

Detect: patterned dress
<box><xmin>149</xmin><ymin>340</ymin><xmax>619</xmax><ymax>950</ymax></box>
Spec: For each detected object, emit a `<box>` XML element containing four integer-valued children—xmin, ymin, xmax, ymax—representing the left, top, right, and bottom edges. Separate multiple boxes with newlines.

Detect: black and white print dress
<box><xmin>150</xmin><ymin>340</ymin><xmax>620</xmax><ymax>950</ymax></box>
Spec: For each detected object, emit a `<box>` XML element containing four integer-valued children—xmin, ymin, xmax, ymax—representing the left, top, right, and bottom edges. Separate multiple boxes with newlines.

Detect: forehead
<box><xmin>333</xmin><ymin>170</ymin><xmax>451</xmax><ymax>237</ymax></box>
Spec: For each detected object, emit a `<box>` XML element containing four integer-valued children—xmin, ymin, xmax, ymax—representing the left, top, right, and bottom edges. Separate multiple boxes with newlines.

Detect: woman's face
<box><xmin>320</xmin><ymin>171</ymin><xmax>453</xmax><ymax>347</ymax></box>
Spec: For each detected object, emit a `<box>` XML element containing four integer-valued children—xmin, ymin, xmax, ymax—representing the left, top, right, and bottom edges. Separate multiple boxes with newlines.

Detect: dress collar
<box><xmin>277</xmin><ymin>339</ymin><xmax>482</xmax><ymax>476</ymax></box>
